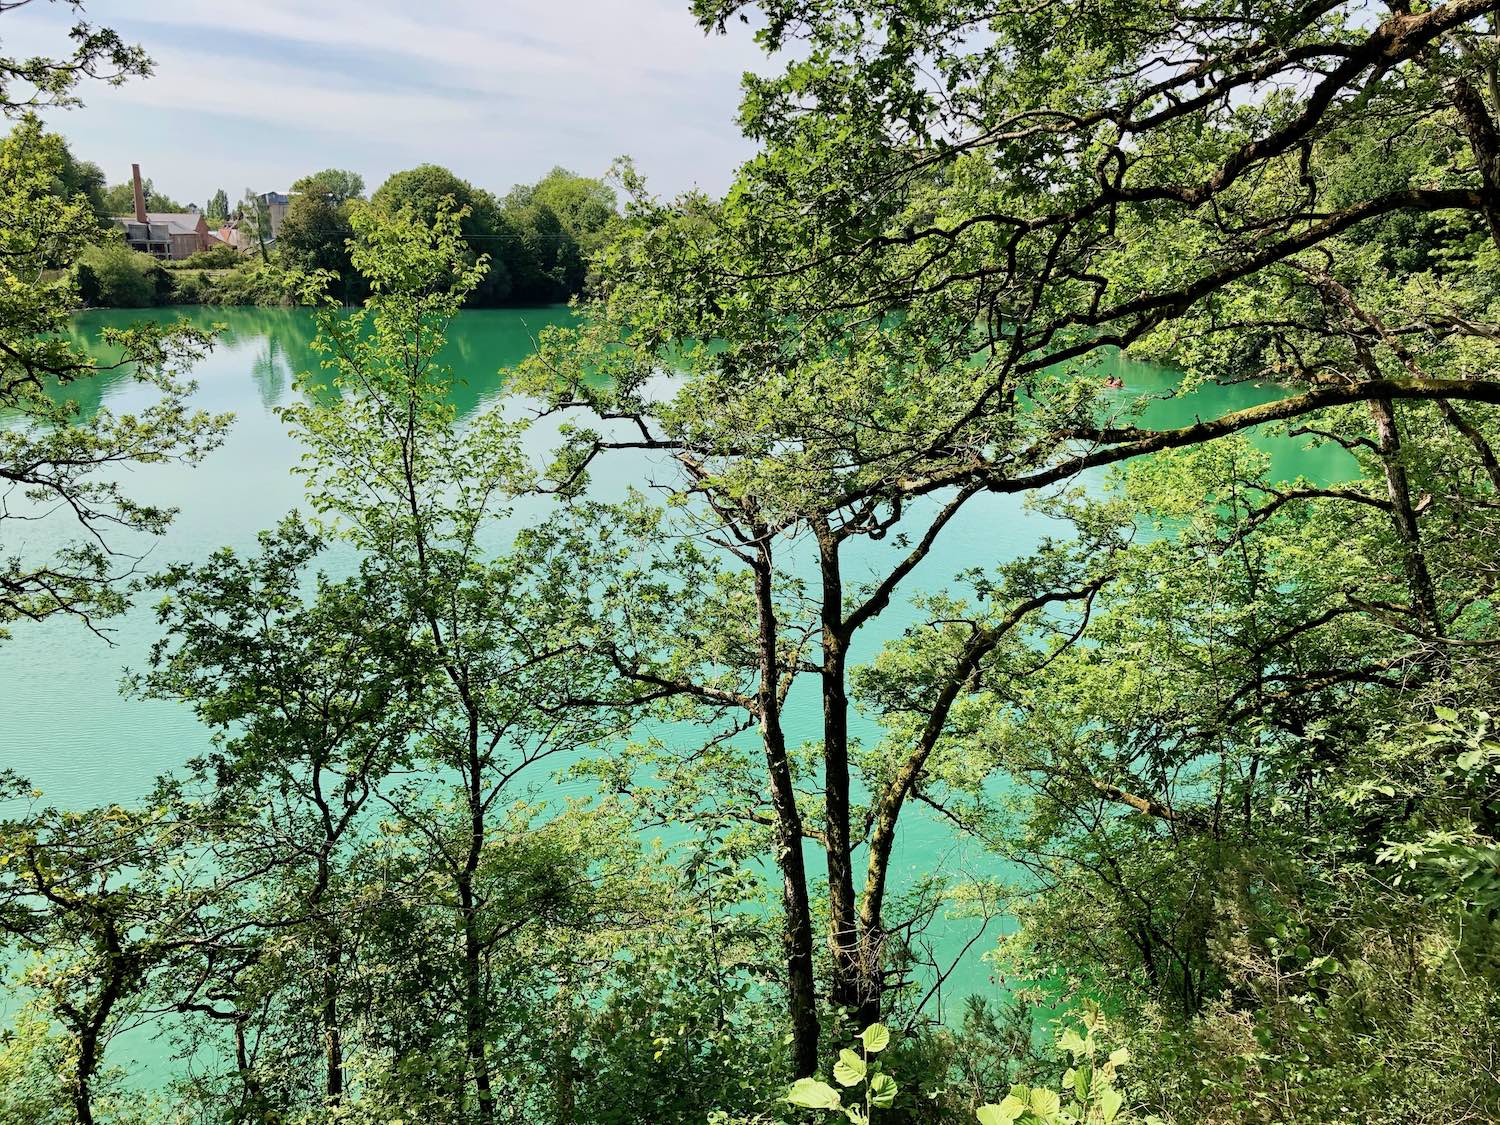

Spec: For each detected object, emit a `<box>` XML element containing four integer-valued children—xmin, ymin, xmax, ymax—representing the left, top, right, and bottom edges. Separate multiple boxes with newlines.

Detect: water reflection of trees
<box><xmin>224</xmin><ymin>309</ymin><xmax>319</xmax><ymax>409</ymax></box>
<box><xmin>32</xmin><ymin>305</ymin><xmax>580</xmax><ymax>425</ymax></box>
<box><xmin>39</xmin><ymin>310</ymin><xmax>185</xmax><ymax>420</ymax></box>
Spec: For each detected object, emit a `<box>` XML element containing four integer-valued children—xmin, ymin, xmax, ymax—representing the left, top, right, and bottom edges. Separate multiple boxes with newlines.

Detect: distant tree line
<box><xmin>50</xmin><ymin>141</ymin><xmax>619</xmax><ymax>309</ymax></box>
<box><xmin>277</xmin><ymin>163</ymin><xmax>619</xmax><ymax>306</ymax></box>
<box><xmin>61</xmin><ymin>150</ymin><xmax>618</xmax><ymax>310</ymax></box>
<box><xmin>98</xmin><ymin>176</ymin><xmax>183</xmax><ymax>216</ymax></box>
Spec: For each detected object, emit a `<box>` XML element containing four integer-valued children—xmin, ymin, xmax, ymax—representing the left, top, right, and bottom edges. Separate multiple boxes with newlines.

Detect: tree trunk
<box><xmin>1450</xmin><ymin>76</ymin><xmax>1500</xmax><ymax>252</ymax></box>
<box><xmin>1368</xmin><ymin>397</ymin><xmax>1440</xmax><ymax>635</ymax></box>
<box><xmin>460</xmin><ymin>712</ymin><xmax>496</xmax><ymax>1124</ymax></box>
<box><xmin>309</xmin><ymin>767</ymin><xmax>345</xmax><ymax>1106</ymax></box>
<box><xmin>74</xmin><ymin>1028</ymin><xmax>99</xmax><ymax>1125</ymax></box>
<box><xmin>460</xmin><ymin>883</ymin><xmax>495</xmax><ymax>1123</ymax></box>
<box><xmin>753</xmin><ymin>539</ymin><xmax>821</xmax><ymax>1076</ymax></box>
<box><xmin>232</xmin><ymin>1017</ymin><xmax>265</xmax><ymax>1124</ymax></box>
<box><xmin>73</xmin><ymin>921</ymin><xmax>129</xmax><ymax>1125</ymax></box>
<box><xmin>552</xmin><ymin>991</ymin><xmax>580</xmax><ymax>1125</ymax></box>
<box><xmin>323</xmin><ymin>934</ymin><xmax>344</xmax><ymax>1104</ymax></box>
<box><xmin>813</xmin><ymin>521</ymin><xmax>869</xmax><ymax>1024</ymax></box>
<box><xmin>857</xmin><ymin>633</ymin><xmax>990</xmax><ymax>1022</ymax></box>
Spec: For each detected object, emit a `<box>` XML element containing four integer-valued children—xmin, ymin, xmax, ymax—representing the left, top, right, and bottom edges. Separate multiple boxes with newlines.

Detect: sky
<box><xmin>5</xmin><ymin>0</ymin><xmax>771</xmax><ymax>207</ymax></box>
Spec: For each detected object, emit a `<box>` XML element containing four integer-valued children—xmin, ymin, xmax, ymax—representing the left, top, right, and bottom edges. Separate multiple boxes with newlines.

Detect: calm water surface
<box><xmin>1</xmin><ymin>306</ymin><xmax>1351</xmax><ymax>1032</ymax></box>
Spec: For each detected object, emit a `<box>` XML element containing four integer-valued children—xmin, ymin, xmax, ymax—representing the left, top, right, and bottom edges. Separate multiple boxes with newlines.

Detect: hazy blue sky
<box><xmin>6</xmin><ymin>0</ymin><xmax>769</xmax><ymax>207</ymax></box>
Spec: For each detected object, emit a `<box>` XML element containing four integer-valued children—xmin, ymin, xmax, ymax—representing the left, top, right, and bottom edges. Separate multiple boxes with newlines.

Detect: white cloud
<box><xmin>109</xmin><ymin>51</ymin><xmax>494</xmax><ymax>135</ymax></box>
<box><xmin>3</xmin><ymin>0</ymin><xmax>771</xmax><ymax>201</ymax></box>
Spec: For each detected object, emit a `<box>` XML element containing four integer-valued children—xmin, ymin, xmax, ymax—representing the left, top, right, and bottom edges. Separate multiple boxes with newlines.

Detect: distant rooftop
<box><xmin>113</xmin><ymin>212</ymin><xmax>207</xmax><ymax>236</ymax></box>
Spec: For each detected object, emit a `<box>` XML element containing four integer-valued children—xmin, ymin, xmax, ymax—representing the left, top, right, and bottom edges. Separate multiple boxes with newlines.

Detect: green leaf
<box><xmin>859</xmin><ymin>1022</ymin><xmax>891</xmax><ymax>1053</ymax></box>
<box><xmin>834</xmin><ymin>1048</ymin><xmax>867</xmax><ymax>1087</ymax></box>
<box><xmin>1029</xmin><ymin>1087</ymin><xmax>1062</xmax><ymax>1120</ymax></box>
<box><xmin>1072</xmin><ymin>1065</ymin><xmax>1090</xmax><ymax>1099</ymax></box>
<box><xmin>788</xmin><ymin>1078</ymin><xmax>842</xmax><ymax>1109</ymax></box>
<box><xmin>869</xmin><ymin>1071</ymin><xmax>898</xmax><ymax>1109</ymax></box>
<box><xmin>1100</xmin><ymin>1086</ymin><xmax>1125</xmax><ymax>1123</ymax></box>
<box><xmin>976</xmin><ymin>1093</ymin><xmax>1028</xmax><ymax>1124</ymax></box>
<box><xmin>1057</xmin><ymin>1027</ymin><xmax>1088</xmax><ymax>1056</ymax></box>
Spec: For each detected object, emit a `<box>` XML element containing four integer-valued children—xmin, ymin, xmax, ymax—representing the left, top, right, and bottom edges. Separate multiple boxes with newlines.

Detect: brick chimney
<box><xmin>131</xmin><ymin>163</ymin><xmax>147</xmax><ymax>223</ymax></box>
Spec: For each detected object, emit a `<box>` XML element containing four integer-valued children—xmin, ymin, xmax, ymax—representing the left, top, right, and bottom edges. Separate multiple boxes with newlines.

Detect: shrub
<box><xmin>163</xmin><ymin>244</ymin><xmax>243</xmax><ymax>270</ymax></box>
<box><xmin>168</xmin><ymin>270</ymin><xmax>209</xmax><ymax>304</ymax></box>
<box><xmin>197</xmin><ymin>261</ymin><xmax>303</xmax><ymax>306</ymax></box>
<box><xmin>73</xmin><ymin>242</ymin><xmax>168</xmax><ymax>307</ymax></box>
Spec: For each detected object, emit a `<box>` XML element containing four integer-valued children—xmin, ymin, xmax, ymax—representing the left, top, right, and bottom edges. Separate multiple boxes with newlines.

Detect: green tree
<box><xmin>0</xmin><ymin>779</ymin><xmax>235</xmax><ymax>1125</ymax></box>
<box><xmin>49</xmin><ymin>137</ymin><xmax>108</xmax><ymax>225</ymax></box>
<box><xmin>517</xmin><ymin>0</ymin><xmax>1500</xmax><ymax>1077</ymax></box>
<box><xmin>498</xmin><ymin>195</ymin><xmax>571</xmax><ymax>303</ymax></box>
<box><xmin>962</xmin><ymin>427</ymin><xmax>1500</xmax><ymax>1121</ymax></box>
<box><xmin>0</xmin><ymin>1008</ymin><xmax>78</xmax><ymax>1125</ymax></box>
<box><xmin>237</xmin><ymin>187</ymin><xmax>270</xmax><ymax>261</ymax></box>
<box><xmin>99</xmin><ymin>176</ymin><xmax>182</xmax><ymax>215</ymax></box>
<box><xmin>0</xmin><ymin>51</ymin><xmax>226</xmax><ymax>639</ymax></box>
<box><xmin>0</xmin><ymin>1</ymin><xmax>148</xmax><ymax>114</ymax></box>
<box><xmin>523</xmin><ymin>166</ymin><xmax>617</xmax><ymax>252</ymax></box>
<box><xmin>206</xmin><ymin>187</ymin><xmax>230</xmax><ymax>222</ymax></box>
<box><xmin>502</xmin><ymin>167</ymin><xmax>619</xmax><ymax>301</ymax></box>
<box><xmin>290</xmin><ymin>167</ymin><xmax>364</xmax><ymax>205</ymax></box>
<box><xmin>276</xmin><ymin>189</ymin><xmax>357</xmax><ymax>296</ymax></box>
<box><xmin>278</xmin><ymin>201</ymin><xmax>637</xmax><ymax>1120</ymax></box>
<box><xmin>73</xmin><ymin>241</ymin><xmax>168</xmax><ymax>307</ymax></box>
<box><xmin>132</xmin><ymin>517</ymin><xmax>420</xmax><ymax>1111</ymax></box>
<box><xmin>370</xmin><ymin>164</ymin><xmax>513</xmax><ymax>304</ymax></box>
<box><xmin>113</xmin><ymin>204</ymin><xmax>796</xmax><ymax>1122</ymax></box>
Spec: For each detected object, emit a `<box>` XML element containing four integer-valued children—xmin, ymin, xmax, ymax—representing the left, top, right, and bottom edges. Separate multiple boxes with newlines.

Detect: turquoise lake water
<box><xmin>0</xmin><ymin>307</ymin><xmax>1351</xmax><ymax>1043</ymax></box>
